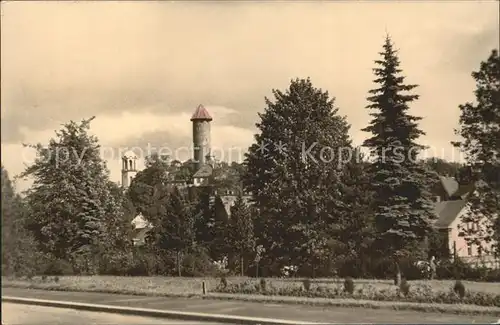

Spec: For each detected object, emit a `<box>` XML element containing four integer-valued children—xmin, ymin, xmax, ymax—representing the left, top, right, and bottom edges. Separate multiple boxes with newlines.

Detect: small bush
<box><xmin>54</xmin><ymin>276</ymin><xmax>59</xmax><ymax>283</ymax></box>
<box><xmin>400</xmin><ymin>279</ymin><xmax>410</xmax><ymax>297</ymax></box>
<box><xmin>259</xmin><ymin>278</ymin><xmax>267</xmax><ymax>291</ymax></box>
<box><xmin>42</xmin><ymin>259</ymin><xmax>74</xmax><ymax>276</ymax></box>
<box><xmin>219</xmin><ymin>276</ymin><xmax>228</xmax><ymax>289</ymax></box>
<box><xmin>453</xmin><ymin>280</ymin><xmax>466</xmax><ymax>298</ymax></box>
<box><xmin>182</xmin><ymin>247</ymin><xmax>218</xmax><ymax>277</ymax></box>
<box><xmin>41</xmin><ymin>274</ymin><xmax>47</xmax><ymax>281</ymax></box>
<box><xmin>302</xmin><ymin>278</ymin><xmax>311</xmax><ymax>291</ymax></box>
<box><xmin>483</xmin><ymin>269</ymin><xmax>500</xmax><ymax>282</ymax></box>
<box><xmin>212</xmin><ymin>279</ymin><xmax>500</xmax><ymax>307</ymax></box>
<box><xmin>344</xmin><ymin>277</ymin><xmax>354</xmax><ymax>294</ymax></box>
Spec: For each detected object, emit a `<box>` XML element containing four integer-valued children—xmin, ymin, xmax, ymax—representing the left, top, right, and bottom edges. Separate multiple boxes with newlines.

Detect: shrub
<box><xmin>54</xmin><ymin>276</ymin><xmax>59</xmax><ymax>283</ymax></box>
<box><xmin>182</xmin><ymin>247</ymin><xmax>218</xmax><ymax>277</ymax></box>
<box><xmin>436</xmin><ymin>258</ymin><xmax>487</xmax><ymax>281</ymax></box>
<box><xmin>483</xmin><ymin>268</ymin><xmax>500</xmax><ymax>282</ymax></box>
<box><xmin>212</xmin><ymin>280</ymin><xmax>500</xmax><ymax>307</ymax></box>
<box><xmin>343</xmin><ymin>277</ymin><xmax>354</xmax><ymax>294</ymax></box>
<box><xmin>302</xmin><ymin>278</ymin><xmax>311</xmax><ymax>291</ymax></box>
<box><xmin>219</xmin><ymin>276</ymin><xmax>228</xmax><ymax>289</ymax></box>
<box><xmin>42</xmin><ymin>259</ymin><xmax>74</xmax><ymax>276</ymax></box>
<box><xmin>259</xmin><ymin>278</ymin><xmax>267</xmax><ymax>291</ymax></box>
<box><xmin>41</xmin><ymin>274</ymin><xmax>47</xmax><ymax>281</ymax></box>
<box><xmin>400</xmin><ymin>279</ymin><xmax>410</xmax><ymax>297</ymax></box>
<box><xmin>453</xmin><ymin>280</ymin><xmax>466</xmax><ymax>298</ymax></box>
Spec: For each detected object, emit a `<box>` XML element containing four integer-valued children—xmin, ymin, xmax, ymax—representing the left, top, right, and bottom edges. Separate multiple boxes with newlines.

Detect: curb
<box><xmin>3</xmin><ymin>285</ymin><xmax>500</xmax><ymax>317</ymax></box>
<box><xmin>1</xmin><ymin>296</ymin><xmax>328</xmax><ymax>325</ymax></box>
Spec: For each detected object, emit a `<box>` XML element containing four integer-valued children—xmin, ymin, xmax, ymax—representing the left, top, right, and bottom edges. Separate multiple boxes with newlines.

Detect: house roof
<box><xmin>433</xmin><ymin>200</ymin><xmax>467</xmax><ymax>229</ymax></box>
<box><xmin>452</xmin><ymin>183</ymin><xmax>475</xmax><ymax>199</ymax></box>
<box><xmin>190</xmin><ymin>104</ymin><xmax>213</xmax><ymax>121</ymax></box>
<box><xmin>440</xmin><ymin>176</ymin><xmax>459</xmax><ymax>198</ymax></box>
<box><xmin>131</xmin><ymin>214</ymin><xmax>152</xmax><ymax>229</ymax></box>
<box><xmin>193</xmin><ymin>164</ymin><xmax>213</xmax><ymax>178</ymax></box>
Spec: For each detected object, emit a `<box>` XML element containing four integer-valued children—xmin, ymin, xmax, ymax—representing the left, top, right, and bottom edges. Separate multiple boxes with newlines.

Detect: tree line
<box><xmin>2</xmin><ymin>37</ymin><xmax>498</xmax><ymax>279</ymax></box>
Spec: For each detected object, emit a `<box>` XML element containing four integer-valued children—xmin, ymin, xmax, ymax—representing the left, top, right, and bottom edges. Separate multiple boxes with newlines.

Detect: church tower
<box><xmin>121</xmin><ymin>150</ymin><xmax>138</xmax><ymax>189</ymax></box>
<box><xmin>191</xmin><ymin>104</ymin><xmax>212</xmax><ymax>171</ymax></box>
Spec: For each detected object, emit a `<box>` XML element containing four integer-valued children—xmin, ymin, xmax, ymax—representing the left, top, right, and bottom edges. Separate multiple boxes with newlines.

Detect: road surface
<box><xmin>2</xmin><ymin>303</ymin><xmax>225</xmax><ymax>325</ymax></box>
<box><xmin>3</xmin><ymin>287</ymin><xmax>498</xmax><ymax>323</ymax></box>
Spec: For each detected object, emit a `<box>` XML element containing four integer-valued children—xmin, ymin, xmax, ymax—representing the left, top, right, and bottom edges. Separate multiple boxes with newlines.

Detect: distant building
<box><xmin>121</xmin><ymin>150</ymin><xmax>138</xmax><ymax>189</ymax></box>
<box><xmin>432</xmin><ymin>176</ymin><xmax>498</xmax><ymax>268</ymax></box>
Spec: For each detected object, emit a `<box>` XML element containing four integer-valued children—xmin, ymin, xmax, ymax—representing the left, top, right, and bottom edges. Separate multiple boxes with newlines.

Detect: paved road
<box><xmin>2</xmin><ymin>302</ymin><xmax>225</xmax><ymax>325</ymax></box>
<box><xmin>2</xmin><ymin>287</ymin><xmax>498</xmax><ymax>324</ymax></box>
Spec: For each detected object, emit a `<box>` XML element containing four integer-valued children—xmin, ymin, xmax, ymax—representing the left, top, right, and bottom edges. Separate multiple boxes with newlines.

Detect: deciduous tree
<box><xmin>1</xmin><ymin>166</ymin><xmax>45</xmax><ymax>276</ymax></box>
<box><xmin>243</xmin><ymin>78</ymin><xmax>352</xmax><ymax>273</ymax></box>
<box><xmin>453</xmin><ymin>49</ymin><xmax>500</xmax><ymax>256</ymax></box>
<box><xmin>19</xmin><ymin>117</ymin><xmax>122</xmax><ymax>274</ymax></box>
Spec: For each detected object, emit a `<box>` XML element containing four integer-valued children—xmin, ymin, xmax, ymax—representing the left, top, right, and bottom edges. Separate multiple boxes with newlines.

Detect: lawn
<box><xmin>3</xmin><ymin>275</ymin><xmax>499</xmax><ymax>295</ymax></box>
<box><xmin>3</xmin><ymin>276</ymin><xmax>500</xmax><ymax>315</ymax></box>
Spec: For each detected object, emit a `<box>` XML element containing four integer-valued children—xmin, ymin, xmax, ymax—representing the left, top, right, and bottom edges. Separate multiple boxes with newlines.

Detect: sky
<box><xmin>1</xmin><ymin>1</ymin><xmax>499</xmax><ymax>193</ymax></box>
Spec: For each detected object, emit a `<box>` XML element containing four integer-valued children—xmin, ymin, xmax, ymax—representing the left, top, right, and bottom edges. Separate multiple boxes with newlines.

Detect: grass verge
<box><xmin>2</xmin><ymin>276</ymin><xmax>500</xmax><ymax>316</ymax></box>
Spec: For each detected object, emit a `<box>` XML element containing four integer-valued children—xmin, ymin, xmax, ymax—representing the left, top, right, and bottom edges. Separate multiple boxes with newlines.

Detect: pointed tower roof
<box><xmin>190</xmin><ymin>104</ymin><xmax>213</xmax><ymax>121</ymax></box>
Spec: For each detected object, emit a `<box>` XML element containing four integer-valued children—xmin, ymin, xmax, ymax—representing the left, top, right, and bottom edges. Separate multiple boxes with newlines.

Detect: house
<box><xmin>432</xmin><ymin>176</ymin><xmax>498</xmax><ymax>268</ymax></box>
<box><xmin>131</xmin><ymin>214</ymin><xmax>153</xmax><ymax>247</ymax></box>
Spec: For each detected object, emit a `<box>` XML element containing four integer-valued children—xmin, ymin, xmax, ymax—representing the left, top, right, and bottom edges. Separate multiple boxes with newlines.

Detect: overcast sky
<box><xmin>1</xmin><ymin>1</ymin><xmax>498</xmax><ymax>192</ymax></box>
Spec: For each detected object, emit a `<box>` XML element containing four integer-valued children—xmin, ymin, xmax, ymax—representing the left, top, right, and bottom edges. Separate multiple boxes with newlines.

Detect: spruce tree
<box><xmin>361</xmin><ymin>36</ymin><xmax>436</xmax><ymax>281</ymax></box>
<box><xmin>207</xmin><ymin>195</ymin><xmax>230</xmax><ymax>261</ymax></box>
<box><xmin>20</xmin><ymin>117</ymin><xmax>123</xmax><ymax>274</ymax></box>
<box><xmin>453</xmin><ymin>49</ymin><xmax>500</xmax><ymax>256</ymax></box>
<box><xmin>158</xmin><ymin>186</ymin><xmax>196</xmax><ymax>276</ymax></box>
<box><xmin>229</xmin><ymin>195</ymin><xmax>255</xmax><ymax>276</ymax></box>
<box><xmin>243</xmin><ymin>78</ymin><xmax>352</xmax><ymax>272</ymax></box>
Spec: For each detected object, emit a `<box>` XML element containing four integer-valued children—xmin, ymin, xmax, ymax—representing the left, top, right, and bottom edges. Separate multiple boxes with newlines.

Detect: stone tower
<box><xmin>191</xmin><ymin>104</ymin><xmax>212</xmax><ymax>171</ymax></box>
<box><xmin>121</xmin><ymin>150</ymin><xmax>138</xmax><ymax>189</ymax></box>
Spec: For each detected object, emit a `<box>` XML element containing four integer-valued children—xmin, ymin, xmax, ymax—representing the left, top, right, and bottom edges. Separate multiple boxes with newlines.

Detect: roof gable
<box><xmin>439</xmin><ymin>176</ymin><xmax>459</xmax><ymax>198</ymax></box>
<box><xmin>433</xmin><ymin>200</ymin><xmax>467</xmax><ymax>229</ymax></box>
<box><xmin>193</xmin><ymin>164</ymin><xmax>213</xmax><ymax>178</ymax></box>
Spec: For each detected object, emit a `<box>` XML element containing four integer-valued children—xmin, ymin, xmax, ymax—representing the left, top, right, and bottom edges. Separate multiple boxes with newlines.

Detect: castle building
<box><xmin>124</xmin><ymin>105</ymin><xmax>251</xmax><ymax>245</ymax></box>
<box><xmin>191</xmin><ymin>104</ymin><xmax>213</xmax><ymax>171</ymax></box>
<box><xmin>120</xmin><ymin>104</ymin><xmax>215</xmax><ymax>190</ymax></box>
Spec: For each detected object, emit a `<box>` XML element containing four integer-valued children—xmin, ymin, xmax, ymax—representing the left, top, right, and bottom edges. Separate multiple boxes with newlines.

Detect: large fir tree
<box><xmin>362</xmin><ymin>36</ymin><xmax>436</xmax><ymax>280</ymax></box>
<box><xmin>243</xmin><ymin>78</ymin><xmax>352</xmax><ymax>273</ymax></box>
<box><xmin>453</xmin><ymin>49</ymin><xmax>500</xmax><ymax>256</ymax></box>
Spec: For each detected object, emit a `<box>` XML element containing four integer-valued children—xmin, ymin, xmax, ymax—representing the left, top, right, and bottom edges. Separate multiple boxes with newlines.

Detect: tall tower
<box><xmin>191</xmin><ymin>104</ymin><xmax>212</xmax><ymax>171</ymax></box>
<box><xmin>121</xmin><ymin>150</ymin><xmax>138</xmax><ymax>189</ymax></box>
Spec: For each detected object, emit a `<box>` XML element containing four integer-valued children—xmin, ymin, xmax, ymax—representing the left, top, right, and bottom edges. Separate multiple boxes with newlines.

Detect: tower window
<box><xmin>467</xmin><ymin>244</ymin><xmax>472</xmax><ymax>256</ymax></box>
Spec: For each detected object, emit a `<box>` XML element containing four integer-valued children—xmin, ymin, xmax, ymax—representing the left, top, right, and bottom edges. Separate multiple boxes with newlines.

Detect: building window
<box><xmin>467</xmin><ymin>244</ymin><xmax>472</xmax><ymax>256</ymax></box>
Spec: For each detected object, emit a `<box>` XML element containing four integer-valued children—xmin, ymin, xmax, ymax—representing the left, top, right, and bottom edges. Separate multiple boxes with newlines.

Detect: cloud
<box><xmin>1</xmin><ymin>1</ymin><xmax>498</xmax><ymax>192</ymax></box>
<box><xmin>2</xmin><ymin>107</ymin><xmax>253</xmax><ymax>192</ymax></box>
